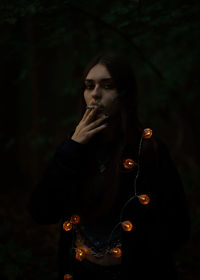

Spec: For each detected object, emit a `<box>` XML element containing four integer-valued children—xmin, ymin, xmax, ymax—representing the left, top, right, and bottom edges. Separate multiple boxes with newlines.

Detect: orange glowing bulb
<box><xmin>110</xmin><ymin>248</ymin><xmax>122</xmax><ymax>258</ymax></box>
<box><xmin>64</xmin><ymin>274</ymin><xmax>73</xmax><ymax>280</ymax></box>
<box><xmin>121</xmin><ymin>220</ymin><xmax>133</xmax><ymax>231</ymax></box>
<box><xmin>143</xmin><ymin>128</ymin><xmax>152</xmax><ymax>139</ymax></box>
<box><xmin>70</xmin><ymin>214</ymin><xmax>80</xmax><ymax>224</ymax></box>
<box><xmin>123</xmin><ymin>158</ymin><xmax>136</xmax><ymax>170</ymax></box>
<box><xmin>75</xmin><ymin>248</ymin><xmax>86</xmax><ymax>261</ymax></box>
<box><xmin>138</xmin><ymin>194</ymin><xmax>150</xmax><ymax>205</ymax></box>
<box><xmin>63</xmin><ymin>221</ymin><xmax>73</xmax><ymax>231</ymax></box>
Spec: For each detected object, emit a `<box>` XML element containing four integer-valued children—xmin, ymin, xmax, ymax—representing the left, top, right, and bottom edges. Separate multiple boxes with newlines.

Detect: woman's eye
<box><xmin>85</xmin><ymin>83</ymin><xmax>114</xmax><ymax>90</ymax></box>
<box><xmin>85</xmin><ymin>85</ymin><xmax>94</xmax><ymax>90</ymax></box>
<box><xmin>104</xmin><ymin>84</ymin><xmax>114</xmax><ymax>89</ymax></box>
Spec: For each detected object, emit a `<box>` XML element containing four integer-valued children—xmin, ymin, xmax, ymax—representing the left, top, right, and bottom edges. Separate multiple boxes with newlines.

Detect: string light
<box><xmin>65</xmin><ymin>128</ymin><xmax>153</xmax><ymax>266</ymax></box>
<box><xmin>63</xmin><ymin>215</ymin><xmax>80</xmax><ymax>232</ymax></box>
<box><xmin>110</xmin><ymin>248</ymin><xmax>122</xmax><ymax>258</ymax></box>
<box><xmin>75</xmin><ymin>248</ymin><xmax>87</xmax><ymax>261</ymax></box>
<box><xmin>138</xmin><ymin>194</ymin><xmax>150</xmax><ymax>205</ymax></box>
<box><xmin>64</xmin><ymin>274</ymin><xmax>73</xmax><ymax>280</ymax></box>
<box><xmin>143</xmin><ymin>128</ymin><xmax>152</xmax><ymax>139</ymax></box>
<box><xmin>70</xmin><ymin>214</ymin><xmax>80</xmax><ymax>224</ymax></box>
<box><xmin>63</xmin><ymin>221</ymin><xmax>72</xmax><ymax>231</ymax></box>
<box><xmin>121</xmin><ymin>220</ymin><xmax>133</xmax><ymax>231</ymax></box>
<box><xmin>123</xmin><ymin>158</ymin><xmax>136</xmax><ymax>170</ymax></box>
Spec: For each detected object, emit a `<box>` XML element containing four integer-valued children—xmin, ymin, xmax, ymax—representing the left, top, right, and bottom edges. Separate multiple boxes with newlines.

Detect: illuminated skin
<box><xmin>71</xmin><ymin>64</ymin><xmax>120</xmax><ymax>144</ymax></box>
<box><xmin>83</xmin><ymin>64</ymin><xmax>119</xmax><ymax>117</ymax></box>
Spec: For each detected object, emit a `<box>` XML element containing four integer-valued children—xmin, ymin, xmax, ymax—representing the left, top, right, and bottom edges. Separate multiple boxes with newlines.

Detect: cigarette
<box><xmin>86</xmin><ymin>105</ymin><xmax>98</xmax><ymax>109</ymax></box>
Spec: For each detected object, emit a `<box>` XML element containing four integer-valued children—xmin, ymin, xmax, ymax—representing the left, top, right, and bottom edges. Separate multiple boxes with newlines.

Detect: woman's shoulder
<box><xmin>137</xmin><ymin>128</ymin><xmax>174</xmax><ymax>171</ymax></box>
<box><xmin>153</xmin><ymin>133</ymin><xmax>171</xmax><ymax>158</ymax></box>
<box><xmin>151</xmin><ymin>132</ymin><xmax>178</xmax><ymax>172</ymax></box>
<box><xmin>144</xmin><ymin>128</ymin><xmax>170</xmax><ymax>155</ymax></box>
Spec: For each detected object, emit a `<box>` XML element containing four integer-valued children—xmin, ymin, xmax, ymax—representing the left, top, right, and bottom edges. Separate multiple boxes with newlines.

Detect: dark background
<box><xmin>0</xmin><ymin>0</ymin><xmax>200</xmax><ymax>279</ymax></box>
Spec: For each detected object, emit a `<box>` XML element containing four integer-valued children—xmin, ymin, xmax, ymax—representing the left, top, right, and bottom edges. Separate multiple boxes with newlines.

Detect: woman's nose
<box><xmin>91</xmin><ymin>85</ymin><xmax>101</xmax><ymax>99</ymax></box>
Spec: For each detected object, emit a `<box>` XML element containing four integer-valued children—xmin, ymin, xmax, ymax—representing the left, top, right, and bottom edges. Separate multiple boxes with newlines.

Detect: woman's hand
<box><xmin>71</xmin><ymin>103</ymin><xmax>109</xmax><ymax>144</ymax></box>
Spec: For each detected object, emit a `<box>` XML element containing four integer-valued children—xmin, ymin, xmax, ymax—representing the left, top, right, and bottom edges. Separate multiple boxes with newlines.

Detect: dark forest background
<box><xmin>0</xmin><ymin>0</ymin><xmax>200</xmax><ymax>279</ymax></box>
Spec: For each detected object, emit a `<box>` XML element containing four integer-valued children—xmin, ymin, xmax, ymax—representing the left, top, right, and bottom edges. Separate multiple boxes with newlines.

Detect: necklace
<box><xmin>95</xmin><ymin>144</ymin><xmax>112</xmax><ymax>174</ymax></box>
<box><xmin>97</xmin><ymin>157</ymin><xmax>111</xmax><ymax>173</ymax></box>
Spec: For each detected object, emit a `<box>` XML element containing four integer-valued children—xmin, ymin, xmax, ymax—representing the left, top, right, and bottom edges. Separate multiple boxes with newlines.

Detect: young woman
<box><xmin>28</xmin><ymin>52</ymin><xmax>190</xmax><ymax>280</ymax></box>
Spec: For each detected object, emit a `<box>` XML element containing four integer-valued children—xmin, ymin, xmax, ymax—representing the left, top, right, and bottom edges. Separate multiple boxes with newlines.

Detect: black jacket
<box><xmin>28</xmin><ymin>132</ymin><xmax>190</xmax><ymax>280</ymax></box>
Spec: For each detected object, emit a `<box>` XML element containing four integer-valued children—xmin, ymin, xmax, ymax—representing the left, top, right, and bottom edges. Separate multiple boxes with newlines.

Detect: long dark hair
<box><xmin>79</xmin><ymin>51</ymin><xmax>143</xmax><ymax>142</ymax></box>
<box><xmin>75</xmin><ymin>52</ymin><xmax>144</xmax><ymax>220</ymax></box>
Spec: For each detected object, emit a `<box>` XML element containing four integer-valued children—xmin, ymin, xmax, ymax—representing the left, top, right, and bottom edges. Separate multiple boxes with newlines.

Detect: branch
<box><xmin>64</xmin><ymin>2</ymin><xmax>164</xmax><ymax>80</ymax></box>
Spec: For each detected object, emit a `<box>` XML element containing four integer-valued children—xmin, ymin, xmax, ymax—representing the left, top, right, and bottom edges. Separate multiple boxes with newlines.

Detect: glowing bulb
<box><xmin>110</xmin><ymin>248</ymin><xmax>122</xmax><ymax>258</ymax></box>
<box><xmin>63</xmin><ymin>221</ymin><xmax>72</xmax><ymax>231</ymax></box>
<box><xmin>138</xmin><ymin>194</ymin><xmax>150</xmax><ymax>205</ymax></box>
<box><xmin>123</xmin><ymin>158</ymin><xmax>136</xmax><ymax>170</ymax></box>
<box><xmin>64</xmin><ymin>274</ymin><xmax>73</xmax><ymax>280</ymax></box>
<box><xmin>75</xmin><ymin>248</ymin><xmax>86</xmax><ymax>261</ymax></box>
<box><xmin>70</xmin><ymin>214</ymin><xmax>80</xmax><ymax>224</ymax></box>
<box><xmin>143</xmin><ymin>128</ymin><xmax>152</xmax><ymax>139</ymax></box>
<box><xmin>121</xmin><ymin>220</ymin><xmax>133</xmax><ymax>231</ymax></box>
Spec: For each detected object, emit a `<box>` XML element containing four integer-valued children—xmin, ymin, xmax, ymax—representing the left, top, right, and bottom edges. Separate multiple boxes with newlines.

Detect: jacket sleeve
<box><xmin>155</xmin><ymin>138</ymin><xmax>191</xmax><ymax>252</ymax></box>
<box><xmin>27</xmin><ymin>138</ymin><xmax>88</xmax><ymax>225</ymax></box>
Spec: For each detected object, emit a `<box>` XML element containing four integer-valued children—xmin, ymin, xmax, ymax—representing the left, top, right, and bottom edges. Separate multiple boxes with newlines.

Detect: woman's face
<box><xmin>83</xmin><ymin>64</ymin><xmax>119</xmax><ymax>117</ymax></box>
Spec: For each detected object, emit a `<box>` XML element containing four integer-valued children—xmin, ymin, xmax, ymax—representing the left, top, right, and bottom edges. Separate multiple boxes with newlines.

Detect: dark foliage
<box><xmin>0</xmin><ymin>0</ymin><xmax>199</xmax><ymax>279</ymax></box>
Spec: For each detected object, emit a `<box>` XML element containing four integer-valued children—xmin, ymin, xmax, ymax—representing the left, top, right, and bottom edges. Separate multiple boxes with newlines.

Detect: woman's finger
<box><xmin>84</xmin><ymin>106</ymin><xmax>100</xmax><ymax>124</ymax></box>
<box><xmin>81</xmin><ymin>106</ymin><xmax>93</xmax><ymax>121</ymax></box>
<box><xmin>82</xmin><ymin>102</ymin><xmax>99</xmax><ymax>121</ymax></box>
<box><xmin>86</xmin><ymin>114</ymin><xmax>108</xmax><ymax>130</ymax></box>
<box><xmin>87</xmin><ymin>123</ymin><xmax>107</xmax><ymax>137</ymax></box>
